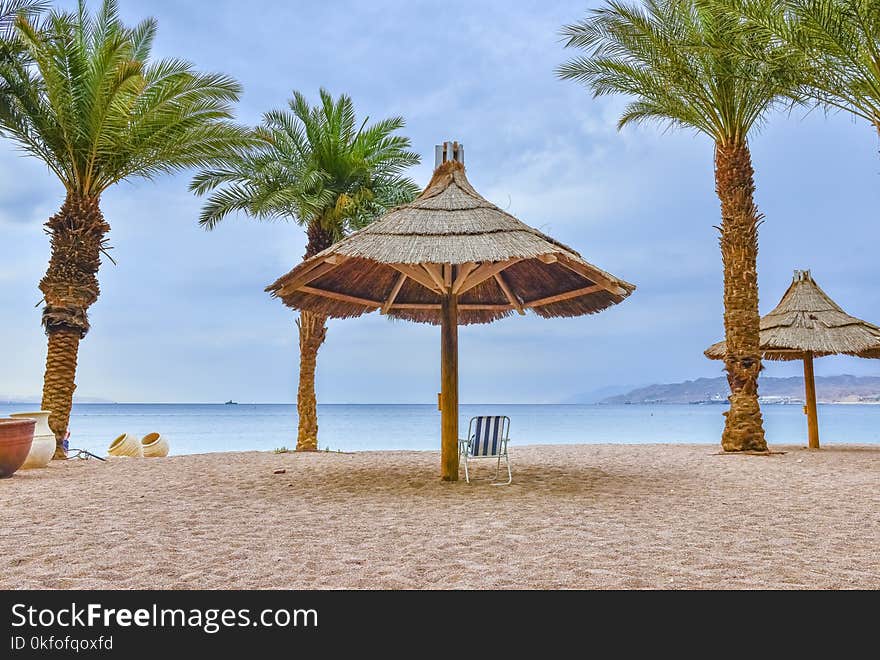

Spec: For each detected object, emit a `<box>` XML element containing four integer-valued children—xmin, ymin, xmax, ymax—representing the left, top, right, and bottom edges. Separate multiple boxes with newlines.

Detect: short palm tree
<box><xmin>559</xmin><ymin>0</ymin><xmax>800</xmax><ymax>452</ymax></box>
<box><xmin>192</xmin><ymin>89</ymin><xmax>420</xmax><ymax>451</ymax></box>
<box><xmin>0</xmin><ymin>0</ymin><xmax>252</xmax><ymax>456</ymax></box>
<box><xmin>732</xmin><ymin>0</ymin><xmax>880</xmax><ymax>137</ymax></box>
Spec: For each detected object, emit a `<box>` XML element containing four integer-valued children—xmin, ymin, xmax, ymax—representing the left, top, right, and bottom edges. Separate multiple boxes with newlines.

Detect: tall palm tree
<box><xmin>558</xmin><ymin>0</ymin><xmax>800</xmax><ymax>452</ymax></box>
<box><xmin>731</xmin><ymin>0</ymin><xmax>880</xmax><ymax>137</ymax></box>
<box><xmin>0</xmin><ymin>0</ymin><xmax>252</xmax><ymax>457</ymax></box>
<box><xmin>192</xmin><ymin>89</ymin><xmax>420</xmax><ymax>451</ymax></box>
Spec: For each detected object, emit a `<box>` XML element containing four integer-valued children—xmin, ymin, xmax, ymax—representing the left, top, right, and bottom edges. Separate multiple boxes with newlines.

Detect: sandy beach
<box><xmin>2</xmin><ymin>444</ymin><xmax>878</xmax><ymax>590</ymax></box>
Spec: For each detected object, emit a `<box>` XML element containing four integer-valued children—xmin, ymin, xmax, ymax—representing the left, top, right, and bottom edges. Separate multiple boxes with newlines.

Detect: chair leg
<box><xmin>490</xmin><ymin>453</ymin><xmax>512</xmax><ymax>486</ymax></box>
<box><xmin>463</xmin><ymin>454</ymin><xmax>470</xmax><ymax>483</ymax></box>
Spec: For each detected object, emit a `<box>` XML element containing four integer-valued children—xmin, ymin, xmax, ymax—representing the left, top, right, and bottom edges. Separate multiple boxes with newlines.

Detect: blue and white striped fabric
<box><xmin>469</xmin><ymin>416</ymin><xmax>506</xmax><ymax>456</ymax></box>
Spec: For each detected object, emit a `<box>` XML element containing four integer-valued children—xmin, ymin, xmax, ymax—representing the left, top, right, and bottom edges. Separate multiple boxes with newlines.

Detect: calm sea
<box><xmin>1</xmin><ymin>403</ymin><xmax>878</xmax><ymax>457</ymax></box>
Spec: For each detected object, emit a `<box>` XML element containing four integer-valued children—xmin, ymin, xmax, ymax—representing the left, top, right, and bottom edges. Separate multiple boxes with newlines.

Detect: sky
<box><xmin>1</xmin><ymin>0</ymin><xmax>878</xmax><ymax>404</ymax></box>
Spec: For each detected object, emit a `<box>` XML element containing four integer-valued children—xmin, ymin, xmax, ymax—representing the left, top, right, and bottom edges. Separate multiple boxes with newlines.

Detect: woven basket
<box><xmin>108</xmin><ymin>433</ymin><xmax>143</xmax><ymax>458</ymax></box>
<box><xmin>141</xmin><ymin>432</ymin><xmax>169</xmax><ymax>458</ymax></box>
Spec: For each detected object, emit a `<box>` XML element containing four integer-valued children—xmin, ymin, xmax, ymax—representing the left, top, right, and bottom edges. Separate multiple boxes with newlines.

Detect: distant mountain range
<box><xmin>560</xmin><ymin>383</ymin><xmax>638</xmax><ymax>404</ymax></box>
<box><xmin>600</xmin><ymin>375</ymin><xmax>880</xmax><ymax>405</ymax></box>
<box><xmin>4</xmin><ymin>376</ymin><xmax>879</xmax><ymax>406</ymax></box>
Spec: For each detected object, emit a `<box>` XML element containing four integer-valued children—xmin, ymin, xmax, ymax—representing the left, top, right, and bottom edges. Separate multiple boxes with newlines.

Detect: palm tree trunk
<box><xmin>715</xmin><ymin>140</ymin><xmax>768</xmax><ymax>453</ymax></box>
<box><xmin>38</xmin><ymin>194</ymin><xmax>108</xmax><ymax>458</ymax></box>
<box><xmin>294</xmin><ymin>221</ymin><xmax>333</xmax><ymax>451</ymax></box>
<box><xmin>296</xmin><ymin>309</ymin><xmax>327</xmax><ymax>451</ymax></box>
<box><xmin>42</xmin><ymin>330</ymin><xmax>81</xmax><ymax>458</ymax></box>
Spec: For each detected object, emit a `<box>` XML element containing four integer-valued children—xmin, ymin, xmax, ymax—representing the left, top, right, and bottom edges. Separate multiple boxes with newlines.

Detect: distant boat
<box><xmin>224</xmin><ymin>400</ymin><xmax>238</xmax><ymax>405</ymax></box>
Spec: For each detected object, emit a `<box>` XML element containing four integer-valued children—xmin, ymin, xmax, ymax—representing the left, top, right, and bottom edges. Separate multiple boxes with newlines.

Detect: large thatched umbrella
<box><xmin>267</xmin><ymin>142</ymin><xmax>635</xmax><ymax>480</ymax></box>
<box><xmin>706</xmin><ymin>270</ymin><xmax>880</xmax><ymax>448</ymax></box>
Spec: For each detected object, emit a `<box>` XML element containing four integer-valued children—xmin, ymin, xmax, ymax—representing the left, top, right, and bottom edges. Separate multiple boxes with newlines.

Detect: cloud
<box><xmin>0</xmin><ymin>0</ymin><xmax>878</xmax><ymax>403</ymax></box>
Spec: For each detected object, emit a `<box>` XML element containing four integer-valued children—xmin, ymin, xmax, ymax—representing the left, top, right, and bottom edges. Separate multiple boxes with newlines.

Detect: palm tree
<box><xmin>0</xmin><ymin>0</ymin><xmax>252</xmax><ymax>457</ymax></box>
<box><xmin>558</xmin><ymin>0</ymin><xmax>800</xmax><ymax>452</ymax></box>
<box><xmin>731</xmin><ymin>0</ymin><xmax>880</xmax><ymax>137</ymax></box>
<box><xmin>191</xmin><ymin>89</ymin><xmax>420</xmax><ymax>451</ymax></box>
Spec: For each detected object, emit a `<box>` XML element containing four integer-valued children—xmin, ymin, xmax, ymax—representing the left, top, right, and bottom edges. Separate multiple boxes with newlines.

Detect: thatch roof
<box><xmin>705</xmin><ymin>270</ymin><xmax>880</xmax><ymax>361</ymax></box>
<box><xmin>267</xmin><ymin>160</ymin><xmax>635</xmax><ymax>326</ymax></box>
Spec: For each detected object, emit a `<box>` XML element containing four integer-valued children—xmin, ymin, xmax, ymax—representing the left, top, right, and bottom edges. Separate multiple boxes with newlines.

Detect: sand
<box><xmin>1</xmin><ymin>444</ymin><xmax>878</xmax><ymax>589</ymax></box>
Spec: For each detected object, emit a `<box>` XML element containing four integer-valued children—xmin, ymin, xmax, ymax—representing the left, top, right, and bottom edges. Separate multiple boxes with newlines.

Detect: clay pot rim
<box><xmin>9</xmin><ymin>410</ymin><xmax>51</xmax><ymax>417</ymax></box>
<box><xmin>109</xmin><ymin>433</ymin><xmax>131</xmax><ymax>450</ymax></box>
<box><xmin>141</xmin><ymin>432</ymin><xmax>162</xmax><ymax>446</ymax></box>
<box><xmin>0</xmin><ymin>418</ymin><xmax>36</xmax><ymax>428</ymax></box>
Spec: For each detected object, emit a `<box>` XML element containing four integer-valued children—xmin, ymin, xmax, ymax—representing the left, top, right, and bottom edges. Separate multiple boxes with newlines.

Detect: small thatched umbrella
<box><xmin>267</xmin><ymin>142</ymin><xmax>635</xmax><ymax>480</ymax></box>
<box><xmin>706</xmin><ymin>270</ymin><xmax>880</xmax><ymax>448</ymax></box>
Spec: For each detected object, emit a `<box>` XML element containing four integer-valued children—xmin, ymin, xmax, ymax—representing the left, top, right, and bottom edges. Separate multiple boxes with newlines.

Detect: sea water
<box><xmin>0</xmin><ymin>402</ymin><xmax>877</xmax><ymax>457</ymax></box>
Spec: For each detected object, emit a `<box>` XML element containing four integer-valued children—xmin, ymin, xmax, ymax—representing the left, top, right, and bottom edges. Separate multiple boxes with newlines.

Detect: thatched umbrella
<box><xmin>705</xmin><ymin>270</ymin><xmax>880</xmax><ymax>448</ymax></box>
<box><xmin>267</xmin><ymin>142</ymin><xmax>635</xmax><ymax>480</ymax></box>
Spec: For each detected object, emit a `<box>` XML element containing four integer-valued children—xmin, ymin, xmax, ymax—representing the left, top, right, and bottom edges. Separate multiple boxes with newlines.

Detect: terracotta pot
<box><xmin>141</xmin><ymin>433</ymin><xmax>169</xmax><ymax>458</ymax></box>
<box><xmin>108</xmin><ymin>433</ymin><xmax>143</xmax><ymax>458</ymax></box>
<box><xmin>0</xmin><ymin>418</ymin><xmax>36</xmax><ymax>478</ymax></box>
<box><xmin>10</xmin><ymin>411</ymin><xmax>55</xmax><ymax>469</ymax></box>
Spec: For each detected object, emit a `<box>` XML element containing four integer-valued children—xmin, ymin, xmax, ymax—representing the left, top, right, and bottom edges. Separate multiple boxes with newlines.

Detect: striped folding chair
<box><xmin>459</xmin><ymin>416</ymin><xmax>512</xmax><ymax>485</ymax></box>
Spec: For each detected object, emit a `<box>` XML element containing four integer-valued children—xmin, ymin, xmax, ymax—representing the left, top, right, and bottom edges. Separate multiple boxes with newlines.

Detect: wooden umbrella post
<box><xmin>803</xmin><ymin>351</ymin><xmax>820</xmax><ymax>449</ymax></box>
<box><xmin>440</xmin><ymin>290</ymin><xmax>459</xmax><ymax>481</ymax></box>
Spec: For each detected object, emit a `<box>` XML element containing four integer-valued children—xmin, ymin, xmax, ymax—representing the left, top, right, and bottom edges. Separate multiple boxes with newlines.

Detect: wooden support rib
<box><xmin>494</xmin><ymin>272</ymin><xmax>524</xmax><ymax>315</ymax></box>
<box><xmin>277</xmin><ymin>257</ymin><xmax>347</xmax><ymax>296</ymax></box>
<box><xmin>451</xmin><ymin>262</ymin><xmax>477</xmax><ymax>293</ymax></box>
<box><xmin>457</xmin><ymin>259</ymin><xmax>521</xmax><ymax>295</ymax></box>
<box><xmin>391</xmin><ymin>264</ymin><xmax>443</xmax><ymax>293</ymax></box>
<box><xmin>299</xmin><ymin>285</ymin><xmax>381</xmax><ymax>308</ymax></box>
<box><xmin>381</xmin><ymin>273</ymin><xmax>407</xmax><ymax>314</ymax></box>
<box><xmin>390</xmin><ymin>304</ymin><xmax>441</xmax><ymax>310</ymax></box>
<box><xmin>558</xmin><ymin>258</ymin><xmax>628</xmax><ymax>296</ymax></box>
<box><xmin>443</xmin><ymin>264</ymin><xmax>452</xmax><ymax>288</ymax></box>
<box><xmin>524</xmin><ymin>284</ymin><xmax>603</xmax><ymax>308</ymax></box>
<box><xmin>538</xmin><ymin>253</ymin><xmax>558</xmax><ymax>264</ymax></box>
<box><xmin>390</xmin><ymin>303</ymin><xmax>513</xmax><ymax>311</ymax></box>
<box><xmin>423</xmin><ymin>263</ymin><xmax>446</xmax><ymax>291</ymax></box>
<box><xmin>460</xmin><ymin>304</ymin><xmax>514</xmax><ymax>311</ymax></box>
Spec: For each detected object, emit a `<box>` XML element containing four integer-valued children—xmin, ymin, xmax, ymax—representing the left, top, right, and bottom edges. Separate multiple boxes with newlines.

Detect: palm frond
<box><xmin>0</xmin><ymin>0</ymin><xmax>46</xmax><ymax>41</ymax></box>
<box><xmin>558</xmin><ymin>0</ymin><xmax>801</xmax><ymax>143</ymax></box>
<box><xmin>726</xmin><ymin>0</ymin><xmax>880</xmax><ymax>128</ymax></box>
